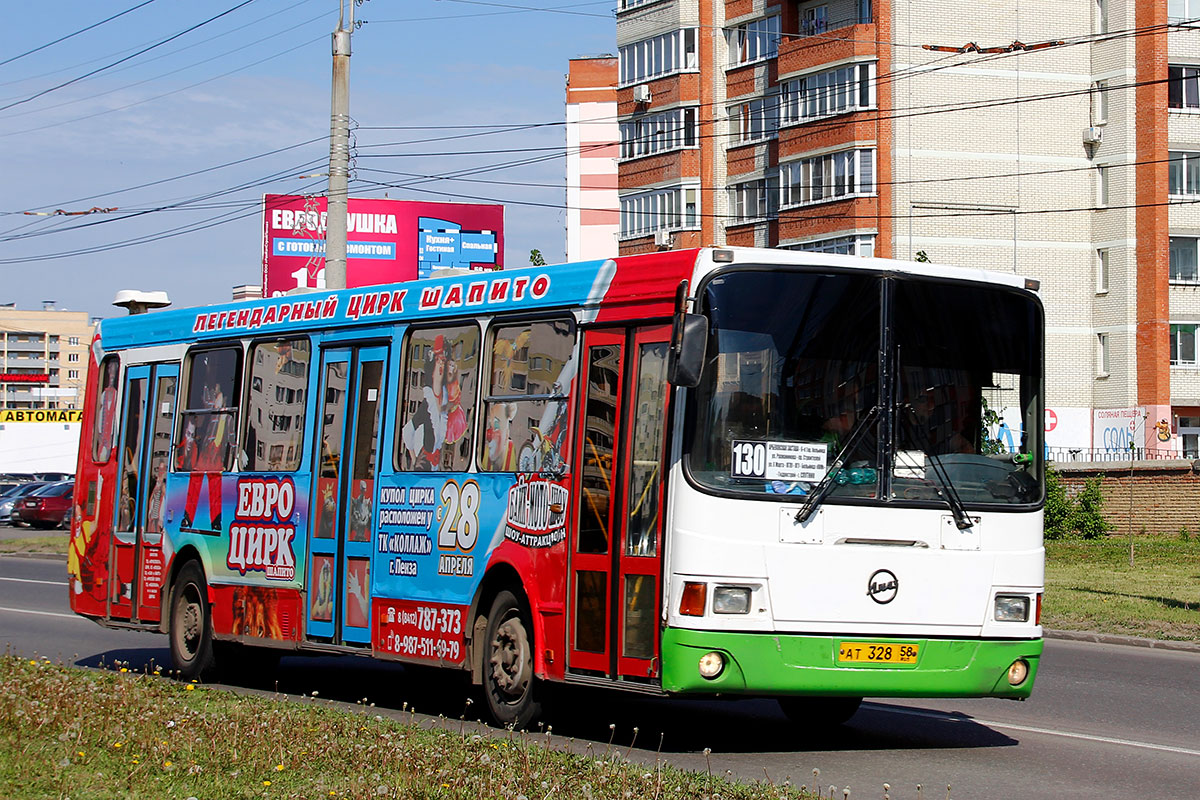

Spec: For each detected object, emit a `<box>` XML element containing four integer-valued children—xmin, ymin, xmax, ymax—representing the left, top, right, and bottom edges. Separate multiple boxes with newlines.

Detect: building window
<box><xmin>67</xmin><ymin>353</ymin><xmax>80</xmax><ymax>362</ymax></box>
<box><xmin>619</xmin><ymin>28</ymin><xmax>697</xmax><ymax>86</ymax></box>
<box><xmin>1096</xmin><ymin>0</ymin><xmax>1107</xmax><ymax>34</ymax></box>
<box><xmin>68</xmin><ymin>336</ymin><xmax>79</xmax><ymax>346</ymax></box>
<box><xmin>727</xmin><ymin>176</ymin><xmax>779</xmax><ymax>223</ymax></box>
<box><xmin>1169</xmin><ymin>151</ymin><xmax>1200</xmax><ymax>195</ymax></box>
<box><xmin>727</xmin><ymin>95</ymin><xmax>778</xmax><ymax>144</ymax></box>
<box><xmin>1092</xmin><ymin>80</ymin><xmax>1108</xmax><ymax>125</ymax></box>
<box><xmin>779</xmin><ymin>149</ymin><xmax>875</xmax><ymax>208</ymax></box>
<box><xmin>858</xmin><ymin>0</ymin><xmax>872</xmax><ymax>23</ymax></box>
<box><xmin>1169</xmin><ymin>65</ymin><xmax>1200</xmax><ymax>109</ymax></box>
<box><xmin>727</xmin><ymin>16</ymin><xmax>780</xmax><ymax>66</ymax></box>
<box><xmin>619</xmin><ymin>185</ymin><xmax>700</xmax><ymax>238</ymax></box>
<box><xmin>1171</xmin><ymin>324</ymin><xmax>1199</xmax><ymax>366</ymax></box>
<box><xmin>1170</xmin><ymin>237</ymin><xmax>1200</xmax><ymax>282</ymax></box>
<box><xmin>1096</xmin><ymin>165</ymin><xmax>1109</xmax><ymax>206</ymax></box>
<box><xmin>780</xmin><ymin>63</ymin><xmax>875</xmax><ymax>126</ymax></box>
<box><xmin>68</xmin><ymin>370</ymin><xmax>79</xmax><ymax>379</ymax></box>
<box><xmin>786</xmin><ymin>234</ymin><xmax>876</xmax><ymax>257</ymax></box>
<box><xmin>619</xmin><ymin>106</ymin><xmax>698</xmax><ymax>159</ymax></box>
<box><xmin>1169</xmin><ymin>0</ymin><xmax>1200</xmax><ymax>22</ymax></box>
<box><xmin>801</xmin><ymin>5</ymin><xmax>829</xmax><ymax>36</ymax></box>
<box><xmin>1096</xmin><ymin>248</ymin><xmax>1110</xmax><ymax>293</ymax></box>
<box><xmin>1097</xmin><ymin>333</ymin><xmax>1111</xmax><ymax>376</ymax></box>
<box><xmin>619</xmin><ymin>0</ymin><xmax>658</xmax><ymax>9</ymax></box>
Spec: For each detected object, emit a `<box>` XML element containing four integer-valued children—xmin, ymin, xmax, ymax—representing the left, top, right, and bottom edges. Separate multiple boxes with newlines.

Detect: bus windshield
<box><xmin>685</xmin><ymin>267</ymin><xmax>1043</xmax><ymax>508</ymax></box>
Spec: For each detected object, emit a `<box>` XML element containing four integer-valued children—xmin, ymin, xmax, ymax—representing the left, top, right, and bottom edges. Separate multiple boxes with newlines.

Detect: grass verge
<box><xmin>1044</xmin><ymin>535</ymin><xmax>1200</xmax><ymax>641</ymax></box>
<box><xmin>0</xmin><ymin>532</ymin><xmax>67</xmax><ymax>556</ymax></box>
<box><xmin>0</xmin><ymin>655</ymin><xmax>817</xmax><ymax>800</ymax></box>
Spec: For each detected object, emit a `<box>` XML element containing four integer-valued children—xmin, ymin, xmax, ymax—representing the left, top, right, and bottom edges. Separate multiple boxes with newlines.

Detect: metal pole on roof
<box><xmin>324</xmin><ymin>0</ymin><xmax>354</xmax><ymax>290</ymax></box>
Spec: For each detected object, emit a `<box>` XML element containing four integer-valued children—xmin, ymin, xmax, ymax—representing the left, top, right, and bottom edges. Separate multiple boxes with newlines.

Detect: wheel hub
<box><xmin>490</xmin><ymin>617</ymin><xmax>530</xmax><ymax>698</ymax></box>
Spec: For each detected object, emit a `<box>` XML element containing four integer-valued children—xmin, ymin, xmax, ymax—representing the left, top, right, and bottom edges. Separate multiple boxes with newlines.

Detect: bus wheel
<box><xmin>777</xmin><ymin>696</ymin><xmax>862</xmax><ymax>726</ymax></box>
<box><xmin>169</xmin><ymin>562</ymin><xmax>214</xmax><ymax>681</ymax></box>
<box><xmin>483</xmin><ymin>590</ymin><xmax>541</xmax><ymax>729</ymax></box>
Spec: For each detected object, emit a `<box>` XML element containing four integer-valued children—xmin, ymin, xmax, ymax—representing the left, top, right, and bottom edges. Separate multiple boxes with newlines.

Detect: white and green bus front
<box><xmin>662</xmin><ymin>251</ymin><xmax>1044</xmax><ymax>712</ymax></box>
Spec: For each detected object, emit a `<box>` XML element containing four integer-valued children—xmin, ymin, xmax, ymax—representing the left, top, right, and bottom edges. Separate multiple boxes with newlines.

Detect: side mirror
<box><xmin>668</xmin><ymin>311</ymin><xmax>707</xmax><ymax>388</ymax></box>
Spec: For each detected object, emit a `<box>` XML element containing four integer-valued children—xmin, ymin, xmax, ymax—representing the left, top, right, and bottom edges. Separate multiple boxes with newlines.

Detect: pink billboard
<box><xmin>261</xmin><ymin>195</ymin><xmax>504</xmax><ymax>297</ymax></box>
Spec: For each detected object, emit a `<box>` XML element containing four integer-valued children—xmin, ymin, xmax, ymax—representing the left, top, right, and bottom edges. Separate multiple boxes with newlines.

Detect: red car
<box><xmin>15</xmin><ymin>481</ymin><xmax>74</xmax><ymax>529</ymax></box>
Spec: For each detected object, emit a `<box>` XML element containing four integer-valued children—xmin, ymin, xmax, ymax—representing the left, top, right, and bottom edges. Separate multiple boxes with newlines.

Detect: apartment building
<box><xmin>566</xmin><ymin>57</ymin><xmax>622</xmax><ymax>261</ymax></box>
<box><xmin>0</xmin><ymin>303</ymin><xmax>94</xmax><ymax>410</ymax></box>
<box><xmin>609</xmin><ymin>0</ymin><xmax>1199</xmax><ymax>456</ymax></box>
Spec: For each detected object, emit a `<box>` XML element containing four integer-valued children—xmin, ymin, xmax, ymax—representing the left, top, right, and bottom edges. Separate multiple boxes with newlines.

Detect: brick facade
<box><xmin>1057</xmin><ymin>460</ymin><xmax>1200</xmax><ymax>536</ymax></box>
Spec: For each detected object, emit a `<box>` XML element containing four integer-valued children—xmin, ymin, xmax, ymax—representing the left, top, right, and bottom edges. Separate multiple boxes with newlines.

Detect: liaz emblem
<box><xmin>867</xmin><ymin>569</ymin><xmax>898</xmax><ymax>604</ymax></box>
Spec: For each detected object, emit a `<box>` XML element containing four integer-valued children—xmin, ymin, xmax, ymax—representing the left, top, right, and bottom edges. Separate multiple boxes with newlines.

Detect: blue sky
<box><xmin>0</xmin><ymin>0</ymin><xmax>616</xmax><ymax>319</ymax></box>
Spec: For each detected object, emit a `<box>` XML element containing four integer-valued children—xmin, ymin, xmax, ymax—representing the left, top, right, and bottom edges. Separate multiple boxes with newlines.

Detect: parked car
<box><xmin>14</xmin><ymin>481</ymin><xmax>74</xmax><ymax>529</ymax></box>
<box><xmin>33</xmin><ymin>472</ymin><xmax>73</xmax><ymax>482</ymax></box>
<box><xmin>0</xmin><ymin>482</ymin><xmax>49</xmax><ymax>526</ymax></box>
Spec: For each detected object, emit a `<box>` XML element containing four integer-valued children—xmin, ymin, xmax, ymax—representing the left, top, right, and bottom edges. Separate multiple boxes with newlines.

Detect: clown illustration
<box><xmin>482</xmin><ymin>402</ymin><xmax>519</xmax><ymax>471</ymax></box>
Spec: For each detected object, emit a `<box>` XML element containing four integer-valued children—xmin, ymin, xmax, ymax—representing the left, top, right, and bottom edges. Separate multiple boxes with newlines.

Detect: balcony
<box><xmin>778</xmin><ymin>19</ymin><xmax>877</xmax><ymax>79</ymax></box>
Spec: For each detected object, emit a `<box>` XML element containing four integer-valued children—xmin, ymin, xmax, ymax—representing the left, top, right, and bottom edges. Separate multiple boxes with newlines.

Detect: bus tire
<box><xmin>777</xmin><ymin>696</ymin><xmax>862</xmax><ymax>726</ymax></box>
<box><xmin>482</xmin><ymin>589</ymin><xmax>541</xmax><ymax>729</ymax></box>
<box><xmin>168</xmin><ymin>561</ymin><xmax>215</xmax><ymax>681</ymax></box>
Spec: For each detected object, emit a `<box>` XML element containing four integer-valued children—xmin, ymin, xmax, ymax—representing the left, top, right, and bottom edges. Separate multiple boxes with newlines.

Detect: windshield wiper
<box><xmin>899</xmin><ymin>407</ymin><xmax>973</xmax><ymax>530</ymax></box>
<box><xmin>795</xmin><ymin>404</ymin><xmax>879</xmax><ymax>525</ymax></box>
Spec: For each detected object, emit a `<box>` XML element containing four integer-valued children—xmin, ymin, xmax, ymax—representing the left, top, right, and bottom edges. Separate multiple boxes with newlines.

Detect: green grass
<box><xmin>0</xmin><ymin>532</ymin><xmax>67</xmax><ymax>556</ymax></box>
<box><xmin>0</xmin><ymin>656</ymin><xmax>817</xmax><ymax>800</ymax></box>
<box><xmin>1044</xmin><ymin>535</ymin><xmax>1200</xmax><ymax>641</ymax></box>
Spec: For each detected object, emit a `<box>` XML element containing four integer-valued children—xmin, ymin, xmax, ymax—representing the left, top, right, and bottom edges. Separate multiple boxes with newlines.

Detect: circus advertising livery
<box><xmin>69</xmin><ymin>247</ymin><xmax>1047</xmax><ymax>730</ymax></box>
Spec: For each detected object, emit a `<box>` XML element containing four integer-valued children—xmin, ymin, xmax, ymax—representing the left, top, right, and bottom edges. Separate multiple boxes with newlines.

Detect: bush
<box><xmin>1044</xmin><ymin>468</ymin><xmax>1113</xmax><ymax>540</ymax></box>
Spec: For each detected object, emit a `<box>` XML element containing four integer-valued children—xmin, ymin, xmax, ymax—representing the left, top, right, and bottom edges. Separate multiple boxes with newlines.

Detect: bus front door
<box><xmin>568</xmin><ymin>326</ymin><xmax>671</xmax><ymax>682</ymax></box>
<box><xmin>109</xmin><ymin>362</ymin><xmax>178</xmax><ymax>623</ymax></box>
<box><xmin>306</xmin><ymin>345</ymin><xmax>387</xmax><ymax>646</ymax></box>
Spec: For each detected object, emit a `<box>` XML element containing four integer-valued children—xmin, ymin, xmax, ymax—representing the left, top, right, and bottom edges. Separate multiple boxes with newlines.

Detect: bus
<box><xmin>68</xmin><ymin>246</ymin><xmax>1045</xmax><ymax>727</ymax></box>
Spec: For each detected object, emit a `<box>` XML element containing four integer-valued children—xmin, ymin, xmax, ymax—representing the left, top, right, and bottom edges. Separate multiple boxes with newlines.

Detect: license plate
<box><xmin>837</xmin><ymin>641</ymin><xmax>919</xmax><ymax>664</ymax></box>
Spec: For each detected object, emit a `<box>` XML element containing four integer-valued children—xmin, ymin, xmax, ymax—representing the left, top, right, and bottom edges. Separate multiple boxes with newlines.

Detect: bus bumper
<box><xmin>660</xmin><ymin>627</ymin><xmax>1042</xmax><ymax>699</ymax></box>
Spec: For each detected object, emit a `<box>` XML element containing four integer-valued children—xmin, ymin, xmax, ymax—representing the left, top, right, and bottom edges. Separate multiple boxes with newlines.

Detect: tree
<box><xmin>529</xmin><ymin>249</ymin><xmax>546</xmax><ymax>267</ymax></box>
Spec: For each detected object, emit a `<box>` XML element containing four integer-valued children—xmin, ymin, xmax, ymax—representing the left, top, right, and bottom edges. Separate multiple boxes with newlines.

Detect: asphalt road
<box><xmin>3</xmin><ymin>554</ymin><xmax>1199</xmax><ymax>799</ymax></box>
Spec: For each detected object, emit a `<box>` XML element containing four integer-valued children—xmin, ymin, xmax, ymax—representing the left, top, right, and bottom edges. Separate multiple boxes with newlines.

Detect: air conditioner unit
<box><xmin>632</xmin><ymin>84</ymin><xmax>652</xmax><ymax>104</ymax></box>
<box><xmin>654</xmin><ymin>229</ymin><xmax>673</xmax><ymax>247</ymax></box>
<box><xmin>1083</xmin><ymin>126</ymin><xmax>1104</xmax><ymax>144</ymax></box>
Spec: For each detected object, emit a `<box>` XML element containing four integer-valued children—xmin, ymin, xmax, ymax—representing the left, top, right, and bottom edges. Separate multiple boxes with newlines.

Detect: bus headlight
<box><xmin>994</xmin><ymin>595</ymin><xmax>1030</xmax><ymax>622</ymax></box>
<box><xmin>1007</xmin><ymin>659</ymin><xmax>1030</xmax><ymax>686</ymax></box>
<box><xmin>698</xmin><ymin>651</ymin><xmax>725</xmax><ymax>679</ymax></box>
<box><xmin>712</xmin><ymin>586</ymin><xmax>751</xmax><ymax>614</ymax></box>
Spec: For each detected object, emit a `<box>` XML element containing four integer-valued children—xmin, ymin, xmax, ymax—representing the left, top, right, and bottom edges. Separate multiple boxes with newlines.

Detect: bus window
<box><xmin>244</xmin><ymin>339</ymin><xmax>310</xmax><ymax>471</ymax></box>
<box><xmin>397</xmin><ymin>324</ymin><xmax>480</xmax><ymax>472</ymax></box>
<box><xmin>93</xmin><ymin>356</ymin><xmax>120</xmax><ymax>463</ymax></box>
<box><xmin>480</xmin><ymin>320</ymin><xmax>575</xmax><ymax>473</ymax></box>
<box><xmin>175</xmin><ymin>347</ymin><xmax>242</xmax><ymax>474</ymax></box>
<box><xmin>116</xmin><ymin>377</ymin><xmax>146</xmax><ymax>532</ymax></box>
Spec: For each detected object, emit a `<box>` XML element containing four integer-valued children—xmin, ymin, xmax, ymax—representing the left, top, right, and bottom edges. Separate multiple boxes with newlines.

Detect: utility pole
<box><xmin>324</xmin><ymin>0</ymin><xmax>354</xmax><ymax>290</ymax></box>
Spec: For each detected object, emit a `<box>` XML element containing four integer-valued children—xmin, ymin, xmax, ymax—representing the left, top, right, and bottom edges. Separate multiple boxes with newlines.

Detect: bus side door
<box><xmin>109</xmin><ymin>362</ymin><xmax>178</xmax><ymax>623</ymax></box>
<box><xmin>568</xmin><ymin>325</ymin><xmax>671</xmax><ymax>681</ymax></box>
<box><xmin>306</xmin><ymin>344</ymin><xmax>387</xmax><ymax>646</ymax></box>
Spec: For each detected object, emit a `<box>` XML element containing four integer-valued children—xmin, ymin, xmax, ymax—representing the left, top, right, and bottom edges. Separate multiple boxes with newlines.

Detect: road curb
<box><xmin>1045</xmin><ymin>628</ymin><xmax>1200</xmax><ymax>653</ymax></box>
<box><xmin>0</xmin><ymin>552</ymin><xmax>68</xmax><ymax>563</ymax></box>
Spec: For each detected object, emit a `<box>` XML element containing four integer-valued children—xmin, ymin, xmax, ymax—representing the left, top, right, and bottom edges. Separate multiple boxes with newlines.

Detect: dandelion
<box><xmin>120</xmin><ymin>668</ymin><xmax>128</xmax><ymax>673</ymax></box>
<box><xmin>185</xmin><ymin>685</ymin><xmax>194</xmax><ymax>692</ymax></box>
<box><xmin>263</xmin><ymin>780</ymin><xmax>272</xmax><ymax>787</ymax></box>
<box><xmin>165</xmin><ymin>761</ymin><xmax>173</xmax><ymax>768</ymax></box>
<box><xmin>77</xmin><ymin>752</ymin><xmax>84</xmax><ymax>758</ymax></box>
<box><xmin>113</xmin><ymin>743</ymin><xmax>123</xmax><ymax>749</ymax></box>
<box><xmin>276</xmin><ymin>764</ymin><xmax>284</xmax><ymax>771</ymax></box>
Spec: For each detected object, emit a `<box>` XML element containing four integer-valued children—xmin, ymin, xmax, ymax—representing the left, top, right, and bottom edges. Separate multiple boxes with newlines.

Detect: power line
<box><xmin>0</xmin><ymin>0</ymin><xmax>159</xmax><ymax>69</ymax></box>
<box><xmin>0</xmin><ymin>0</ymin><xmax>259</xmax><ymax>115</ymax></box>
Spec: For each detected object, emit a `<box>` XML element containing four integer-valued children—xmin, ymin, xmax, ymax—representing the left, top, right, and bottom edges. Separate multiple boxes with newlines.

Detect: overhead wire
<box><xmin>0</xmin><ymin>0</ymin><xmax>159</xmax><ymax>69</ymax></box>
<box><xmin>0</xmin><ymin>0</ymin><xmax>260</xmax><ymax>115</ymax></box>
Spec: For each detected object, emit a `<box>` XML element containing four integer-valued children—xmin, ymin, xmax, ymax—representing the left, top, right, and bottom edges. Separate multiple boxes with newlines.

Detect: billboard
<box><xmin>262</xmin><ymin>195</ymin><xmax>503</xmax><ymax>297</ymax></box>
